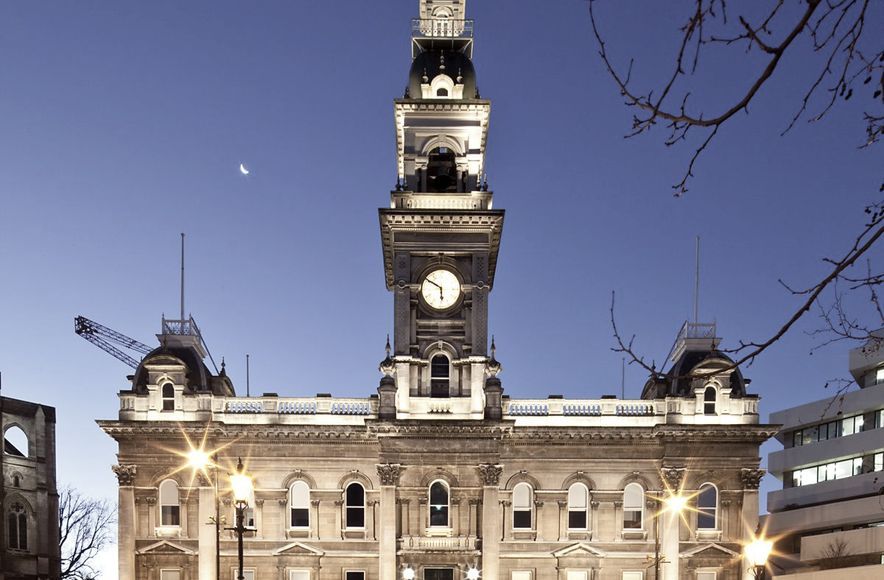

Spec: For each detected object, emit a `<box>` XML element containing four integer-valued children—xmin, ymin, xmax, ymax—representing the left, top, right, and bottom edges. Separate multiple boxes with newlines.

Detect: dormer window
<box><xmin>436</xmin><ymin>87</ymin><xmax>449</xmax><ymax>97</ymax></box>
<box><xmin>161</xmin><ymin>382</ymin><xmax>175</xmax><ymax>411</ymax></box>
<box><xmin>431</xmin><ymin>355</ymin><xmax>450</xmax><ymax>398</ymax></box>
<box><xmin>703</xmin><ymin>386</ymin><xmax>716</xmax><ymax>415</ymax></box>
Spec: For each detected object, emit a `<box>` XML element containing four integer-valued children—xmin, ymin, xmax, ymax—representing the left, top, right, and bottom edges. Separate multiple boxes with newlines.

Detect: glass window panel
<box><xmin>697</xmin><ymin>485</ymin><xmax>717</xmax><ymax>530</ymax></box>
<box><xmin>513</xmin><ymin>510</ymin><xmax>532</xmax><ymax>529</ymax></box>
<box><xmin>568</xmin><ymin>484</ymin><xmax>587</xmax><ymax>509</ymax></box>
<box><xmin>792</xmin><ymin>430</ymin><xmax>803</xmax><ymax>447</ymax></box>
<box><xmin>800</xmin><ymin>467</ymin><xmax>817</xmax><ymax>486</ymax></box>
<box><xmin>842</xmin><ymin>417</ymin><xmax>856</xmax><ymax>436</ymax></box>
<box><xmin>429</xmin><ymin>482</ymin><xmax>449</xmax><ymax>527</ymax></box>
<box><xmin>853</xmin><ymin>457</ymin><xmax>864</xmax><ymax>475</ymax></box>
<box><xmin>512</xmin><ymin>572</ymin><xmax>532</xmax><ymax>580</ymax></box>
<box><xmin>622</xmin><ymin>572</ymin><xmax>643</xmax><ymax>580</ymax></box>
<box><xmin>569</xmin><ymin>510</ymin><xmax>587</xmax><ymax>529</ymax></box>
<box><xmin>513</xmin><ymin>484</ymin><xmax>532</xmax><ymax>509</ymax></box>
<box><xmin>567</xmin><ymin>572</ymin><xmax>587</xmax><ymax>580</ymax></box>
<box><xmin>160</xmin><ymin>572</ymin><xmax>181</xmax><ymax>580</ymax></box>
<box><xmin>290</xmin><ymin>572</ymin><xmax>309</xmax><ymax>580</ymax></box>
<box><xmin>856</xmin><ymin>416</ymin><xmax>865</xmax><ymax>431</ymax></box>
<box><xmin>697</xmin><ymin>573</ymin><xmax>716</xmax><ymax>580</ymax></box>
<box><xmin>875</xmin><ymin>453</ymin><xmax>883</xmax><ymax>471</ymax></box>
<box><xmin>346</xmin><ymin>572</ymin><xmax>364</xmax><ymax>580</ymax></box>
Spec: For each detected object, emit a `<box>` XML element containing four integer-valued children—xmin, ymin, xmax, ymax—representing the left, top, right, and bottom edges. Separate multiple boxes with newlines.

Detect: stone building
<box><xmin>1</xmin><ymin>392</ymin><xmax>60</xmax><ymax>580</ymax></box>
<box><xmin>98</xmin><ymin>2</ymin><xmax>775</xmax><ymax>580</ymax></box>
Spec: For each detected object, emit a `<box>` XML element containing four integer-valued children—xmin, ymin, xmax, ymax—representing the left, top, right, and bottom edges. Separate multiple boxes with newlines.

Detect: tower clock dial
<box><xmin>420</xmin><ymin>269</ymin><xmax>461</xmax><ymax>310</ymax></box>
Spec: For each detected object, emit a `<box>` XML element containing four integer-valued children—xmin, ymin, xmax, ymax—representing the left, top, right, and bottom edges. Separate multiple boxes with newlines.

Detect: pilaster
<box><xmin>477</xmin><ymin>464</ymin><xmax>502</xmax><ymax>580</ymax></box>
<box><xmin>197</xmin><ymin>486</ymin><xmax>216</xmax><ymax>580</ymax></box>
<box><xmin>113</xmin><ymin>465</ymin><xmax>137</xmax><ymax>580</ymax></box>
<box><xmin>377</xmin><ymin>464</ymin><xmax>404</xmax><ymax>580</ymax></box>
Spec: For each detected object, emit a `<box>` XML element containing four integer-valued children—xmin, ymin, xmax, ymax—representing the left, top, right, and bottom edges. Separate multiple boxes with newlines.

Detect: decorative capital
<box><xmin>557</xmin><ymin>500</ymin><xmax>568</xmax><ymax>508</ymax></box>
<box><xmin>468</xmin><ymin>498</ymin><xmax>482</xmax><ymax>506</ymax></box>
<box><xmin>376</xmin><ymin>463</ymin><xmax>404</xmax><ymax>486</ymax></box>
<box><xmin>613</xmin><ymin>500</ymin><xmax>623</xmax><ymax>508</ymax></box>
<box><xmin>476</xmin><ymin>463</ymin><xmax>503</xmax><ymax>486</ymax></box>
<box><xmin>254</xmin><ymin>498</ymin><xmax>264</xmax><ymax>507</ymax></box>
<box><xmin>145</xmin><ymin>496</ymin><xmax>157</xmax><ymax>506</ymax></box>
<box><xmin>112</xmin><ymin>464</ymin><xmax>137</xmax><ymax>486</ymax></box>
<box><xmin>311</xmin><ymin>500</ymin><xmax>321</xmax><ymax>507</ymax></box>
<box><xmin>278</xmin><ymin>498</ymin><xmax>288</xmax><ymax>506</ymax></box>
<box><xmin>740</xmin><ymin>468</ymin><xmax>765</xmax><ymax>490</ymax></box>
<box><xmin>590</xmin><ymin>500</ymin><xmax>600</xmax><ymax>508</ymax></box>
<box><xmin>660</xmin><ymin>466</ymin><xmax>685</xmax><ymax>490</ymax></box>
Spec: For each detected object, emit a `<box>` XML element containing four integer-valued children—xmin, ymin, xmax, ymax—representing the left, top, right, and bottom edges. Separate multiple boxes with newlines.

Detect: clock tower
<box><xmin>379</xmin><ymin>0</ymin><xmax>504</xmax><ymax>419</ymax></box>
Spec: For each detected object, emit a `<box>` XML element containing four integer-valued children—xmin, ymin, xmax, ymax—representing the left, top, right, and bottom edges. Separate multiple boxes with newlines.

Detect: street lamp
<box><xmin>465</xmin><ymin>566</ymin><xmax>480</xmax><ymax>580</ymax></box>
<box><xmin>402</xmin><ymin>566</ymin><xmax>416</xmax><ymax>580</ymax></box>
<box><xmin>229</xmin><ymin>458</ymin><xmax>254</xmax><ymax>580</ymax></box>
<box><xmin>745</xmin><ymin>532</ymin><xmax>773</xmax><ymax>579</ymax></box>
<box><xmin>653</xmin><ymin>491</ymin><xmax>686</xmax><ymax>580</ymax></box>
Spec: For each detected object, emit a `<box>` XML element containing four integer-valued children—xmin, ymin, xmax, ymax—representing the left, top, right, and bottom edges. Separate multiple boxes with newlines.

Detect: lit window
<box><xmin>568</xmin><ymin>483</ymin><xmax>588</xmax><ymax>529</ymax></box>
<box><xmin>876</xmin><ymin>367</ymin><xmax>884</xmax><ymax>384</ymax></box>
<box><xmin>512</xmin><ymin>483</ymin><xmax>533</xmax><ymax>529</ymax></box>
<box><xmin>875</xmin><ymin>453</ymin><xmax>883</xmax><ymax>471</ymax></box>
<box><xmin>623</xmin><ymin>483</ymin><xmax>644</xmax><ymax>530</ymax></box>
<box><xmin>7</xmin><ymin>503</ymin><xmax>27</xmax><ymax>550</ymax></box>
<box><xmin>622</xmin><ymin>572</ymin><xmax>643</xmax><ymax>580</ymax></box>
<box><xmin>160</xmin><ymin>571</ymin><xmax>181</xmax><ymax>580</ymax></box>
<box><xmin>161</xmin><ymin>382</ymin><xmax>175</xmax><ymax>411</ymax></box>
<box><xmin>703</xmin><ymin>386</ymin><xmax>716</xmax><ymax>415</ymax></box>
<box><xmin>159</xmin><ymin>480</ymin><xmax>180</xmax><ymax>526</ymax></box>
<box><xmin>697</xmin><ymin>484</ymin><xmax>717</xmax><ymax>530</ymax></box>
<box><xmin>3</xmin><ymin>426</ymin><xmax>28</xmax><ymax>457</ymax></box>
<box><xmin>429</xmin><ymin>480</ymin><xmax>449</xmax><ymax>527</ymax></box>
<box><xmin>567</xmin><ymin>572</ymin><xmax>587</xmax><ymax>580</ymax></box>
<box><xmin>697</xmin><ymin>572</ymin><xmax>716</xmax><ymax>580</ymax></box>
<box><xmin>289</xmin><ymin>571</ymin><xmax>310</xmax><ymax>580</ymax></box>
<box><xmin>430</xmin><ymin>355</ymin><xmax>450</xmax><ymax>398</ymax></box>
<box><xmin>512</xmin><ymin>572</ymin><xmax>532</xmax><ymax>580</ymax></box>
<box><xmin>345</xmin><ymin>483</ymin><xmax>365</xmax><ymax>529</ymax></box>
<box><xmin>290</xmin><ymin>481</ymin><xmax>310</xmax><ymax>528</ymax></box>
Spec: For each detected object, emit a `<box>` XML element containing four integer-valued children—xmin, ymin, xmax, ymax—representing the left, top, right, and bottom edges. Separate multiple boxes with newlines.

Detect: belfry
<box><xmin>379</xmin><ymin>0</ymin><xmax>503</xmax><ymax>419</ymax></box>
<box><xmin>99</xmin><ymin>3</ymin><xmax>774</xmax><ymax>580</ymax></box>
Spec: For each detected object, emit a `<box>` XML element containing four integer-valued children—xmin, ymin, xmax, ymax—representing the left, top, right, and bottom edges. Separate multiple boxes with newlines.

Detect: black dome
<box><xmin>408</xmin><ymin>50</ymin><xmax>478</xmax><ymax>99</ymax></box>
<box><xmin>640</xmin><ymin>350</ymin><xmax>748</xmax><ymax>399</ymax></box>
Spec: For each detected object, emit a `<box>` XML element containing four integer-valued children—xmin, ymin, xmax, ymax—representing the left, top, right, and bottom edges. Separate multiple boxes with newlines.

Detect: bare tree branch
<box><xmin>60</xmin><ymin>487</ymin><xmax>115</xmax><ymax>580</ymax></box>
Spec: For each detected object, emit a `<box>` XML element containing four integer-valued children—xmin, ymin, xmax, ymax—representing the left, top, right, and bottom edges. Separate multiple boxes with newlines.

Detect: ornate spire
<box><xmin>379</xmin><ymin>334</ymin><xmax>395</xmax><ymax>376</ymax></box>
<box><xmin>486</xmin><ymin>335</ymin><xmax>501</xmax><ymax>377</ymax></box>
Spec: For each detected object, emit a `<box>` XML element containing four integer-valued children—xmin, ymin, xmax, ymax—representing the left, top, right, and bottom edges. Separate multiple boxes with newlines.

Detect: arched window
<box><xmin>4</xmin><ymin>426</ymin><xmax>28</xmax><ymax>457</ymax></box>
<box><xmin>704</xmin><ymin>386</ymin><xmax>716</xmax><ymax>415</ymax></box>
<box><xmin>430</xmin><ymin>355</ymin><xmax>450</xmax><ymax>398</ymax></box>
<box><xmin>429</xmin><ymin>480</ymin><xmax>449</xmax><ymax>527</ymax></box>
<box><xmin>161</xmin><ymin>382</ymin><xmax>175</xmax><ymax>411</ymax></box>
<box><xmin>436</xmin><ymin>87</ymin><xmax>449</xmax><ymax>97</ymax></box>
<box><xmin>512</xmin><ymin>483</ymin><xmax>533</xmax><ymax>529</ymax></box>
<box><xmin>623</xmin><ymin>483</ymin><xmax>644</xmax><ymax>530</ymax></box>
<box><xmin>697</xmin><ymin>483</ymin><xmax>718</xmax><ymax>529</ymax></box>
<box><xmin>158</xmin><ymin>480</ymin><xmax>180</xmax><ymax>526</ymax></box>
<box><xmin>289</xmin><ymin>481</ymin><xmax>310</xmax><ymax>528</ymax></box>
<box><xmin>426</xmin><ymin>147</ymin><xmax>458</xmax><ymax>192</ymax></box>
<box><xmin>7</xmin><ymin>503</ymin><xmax>27</xmax><ymax>550</ymax></box>
<box><xmin>568</xmin><ymin>483</ymin><xmax>589</xmax><ymax>529</ymax></box>
<box><xmin>345</xmin><ymin>482</ymin><xmax>365</xmax><ymax>529</ymax></box>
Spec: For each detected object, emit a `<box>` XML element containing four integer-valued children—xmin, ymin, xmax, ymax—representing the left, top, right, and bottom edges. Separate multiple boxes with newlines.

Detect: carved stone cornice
<box><xmin>740</xmin><ymin>468</ymin><xmax>765</xmax><ymax>490</ymax></box>
<box><xmin>376</xmin><ymin>463</ymin><xmax>404</xmax><ymax>486</ymax></box>
<box><xmin>112</xmin><ymin>464</ymin><xmax>137</xmax><ymax>486</ymax></box>
<box><xmin>476</xmin><ymin>464</ymin><xmax>503</xmax><ymax>486</ymax></box>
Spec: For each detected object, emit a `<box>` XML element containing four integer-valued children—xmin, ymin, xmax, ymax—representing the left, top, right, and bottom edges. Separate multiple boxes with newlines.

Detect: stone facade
<box><xmin>99</xmin><ymin>2</ymin><xmax>776</xmax><ymax>580</ymax></box>
<box><xmin>1</xmin><ymin>395</ymin><xmax>60</xmax><ymax>580</ymax></box>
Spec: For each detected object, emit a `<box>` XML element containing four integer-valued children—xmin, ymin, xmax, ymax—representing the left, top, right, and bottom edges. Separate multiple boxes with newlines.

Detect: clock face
<box><xmin>420</xmin><ymin>269</ymin><xmax>461</xmax><ymax>310</ymax></box>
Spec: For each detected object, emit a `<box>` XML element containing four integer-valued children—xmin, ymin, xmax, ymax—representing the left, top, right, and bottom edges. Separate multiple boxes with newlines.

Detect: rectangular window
<box><xmin>569</xmin><ymin>510</ymin><xmax>587</xmax><ymax>529</ymax></box>
<box><xmin>566</xmin><ymin>572</ymin><xmax>587</xmax><ymax>580</ymax></box>
<box><xmin>875</xmin><ymin>453</ymin><xmax>883</xmax><ymax>471</ymax></box>
<box><xmin>291</xmin><ymin>508</ymin><xmax>309</xmax><ymax>528</ymax></box>
<box><xmin>792</xmin><ymin>429</ymin><xmax>803</xmax><ymax>447</ymax></box>
<box><xmin>233</xmin><ymin>571</ymin><xmax>255</xmax><ymax>580</ymax></box>
<box><xmin>346</xmin><ymin>572</ymin><xmax>365</xmax><ymax>580</ymax></box>
<box><xmin>876</xmin><ymin>367</ymin><xmax>884</xmax><ymax>384</ymax></box>
<box><xmin>622</xmin><ymin>572</ymin><xmax>643</xmax><ymax>580</ymax></box>
<box><xmin>160</xmin><ymin>571</ymin><xmax>181</xmax><ymax>580</ymax></box>
<box><xmin>513</xmin><ymin>509</ymin><xmax>532</xmax><ymax>529</ymax></box>
<box><xmin>161</xmin><ymin>506</ymin><xmax>180</xmax><ymax>527</ymax></box>
<box><xmin>424</xmin><ymin>569</ymin><xmax>454</xmax><ymax>580</ymax></box>
<box><xmin>512</xmin><ymin>572</ymin><xmax>532</xmax><ymax>580</ymax></box>
<box><xmin>290</xmin><ymin>571</ymin><xmax>310</xmax><ymax>580</ymax></box>
<box><xmin>697</xmin><ymin>572</ymin><xmax>716</xmax><ymax>580</ymax></box>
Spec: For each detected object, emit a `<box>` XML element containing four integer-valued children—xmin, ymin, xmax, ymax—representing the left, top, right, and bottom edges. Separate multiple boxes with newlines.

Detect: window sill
<box><xmin>425</xmin><ymin>526</ymin><xmax>453</xmax><ymax>537</ymax></box>
<box><xmin>567</xmin><ymin>531</ymin><xmax>592</xmax><ymax>541</ymax></box>
<box><xmin>343</xmin><ymin>529</ymin><xmax>366</xmax><ymax>539</ymax></box>
<box><xmin>696</xmin><ymin>529</ymin><xmax>721</xmax><ymax>542</ymax></box>
<box><xmin>512</xmin><ymin>530</ymin><xmax>536</xmax><ymax>541</ymax></box>
<box><xmin>286</xmin><ymin>528</ymin><xmax>311</xmax><ymax>539</ymax></box>
<box><xmin>621</xmin><ymin>529</ymin><xmax>647</xmax><ymax>541</ymax></box>
<box><xmin>155</xmin><ymin>526</ymin><xmax>181</xmax><ymax>539</ymax></box>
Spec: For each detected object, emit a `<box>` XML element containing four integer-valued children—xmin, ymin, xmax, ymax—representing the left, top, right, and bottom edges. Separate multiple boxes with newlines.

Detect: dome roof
<box><xmin>131</xmin><ymin>345</ymin><xmax>234</xmax><ymax>396</ymax></box>
<box><xmin>640</xmin><ymin>349</ymin><xmax>748</xmax><ymax>399</ymax></box>
<box><xmin>408</xmin><ymin>50</ymin><xmax>478</xmax><ymax>99</ymax></box>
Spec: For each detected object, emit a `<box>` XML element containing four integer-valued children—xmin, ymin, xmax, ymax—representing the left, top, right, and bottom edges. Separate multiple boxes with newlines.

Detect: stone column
<box><xmin>478</xmin><ymin>464</ymin><xmax>502</xmax><ymax>580</ymax></box>
<box><xmin>113</xmin><ymin>465</ymin><xmax>137</xmax><ymax>580</ymax></box>
<box><xmin>557</xmin><ymin>500</ymin><xmax>567</xmax><ymax>541</ymax></box>
<box><xmin>197</xmin><ymin>474</ymin><xmax>217</xmax><ymax>580</ymax></box>
<box><xmin>279</xmin><ymin>498</ymin><xmax>289</xmax><ymax>539</ymax></box>
<box><xmin>255</xmin><ymin>498</ymin><xmax>264</xmax><ymax>539</ymax></box>
<box><xmin>660</xmin><ymin>468</ymin><xmax>685</xmax><ymax>580</ymax></box>
<box><xmin>741</xmin><ymin>469</ymin><xmax>765</xmax><ymax>580</ymax></box>
<box><xmin>377</xmin><ymin>464</ymin><xmax>404</xmax><ymax>580</ymax></box>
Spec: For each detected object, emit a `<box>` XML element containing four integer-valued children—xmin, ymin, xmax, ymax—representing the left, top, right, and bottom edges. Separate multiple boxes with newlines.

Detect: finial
<box><xmin>379</xmin><ymin>334</ymin><xmax>395</xmax><ymax>377</ymax></box>
<box><xmin>221</xmin><ymin>356</ymin><xmax>226</xmax><ymax>370</ymax></box>
<box><xmin>456</xmin><ymin>68</ymin><xmax>463</xmax><ymax>83</ymax></box>
<box><xmin>422</xmin><ymin>68</ymin><xmax>429</xmax><ymax>83</ymax></box>
<box><xmin>404</xmin><ymin>86</ymin><xmax>411</xmax><ymax>98</ymax></box>
<box><xmin>439</xmin><ymin>54</ymin><xmax>446</xmax><ymax>71</ymax></box>
<box><xmin>486</xmin><ymin>335</ymin><xmax>502</xmax><ymax>378</ymax></box>
<box><xmin>490</xmin><ymin>335</ymin><xmax>496</xmax><ymax>359</ymax></box>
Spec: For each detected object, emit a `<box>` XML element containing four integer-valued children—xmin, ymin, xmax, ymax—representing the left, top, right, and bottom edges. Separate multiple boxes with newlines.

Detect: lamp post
<box><xmin>229</xmin><ymin>458</ymin><xmax>254</xmax><ymax>580</ymax></box>
<box><xmin>745</xmin><ymin>532</ymin><xmax>773</xmax><ymax>580</ymax></box>
<box><xmin>653</xmin><ymin>492</ymin><xmax>687</xmax><ymax>580</ymax></box>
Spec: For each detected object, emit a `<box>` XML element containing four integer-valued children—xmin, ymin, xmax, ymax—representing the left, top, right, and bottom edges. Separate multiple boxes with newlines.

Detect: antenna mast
<box><xmin>180</xmin><ymin>233</ymin><xmax>186</xmax><ymax>322</ymax></box>
<box><xmin>693</xmin><ymin>235</ymin><xmax>701</xmax><ymax>323</ymax></box>
<box><xmin>246</xmin><ymin>354</ymin><xmax>250</xmax><ymax>397</ymax></box>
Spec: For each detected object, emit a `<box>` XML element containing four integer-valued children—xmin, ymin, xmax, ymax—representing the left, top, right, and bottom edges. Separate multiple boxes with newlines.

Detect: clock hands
<box><xmin>425</xmin><ymin>277</ymin><xmax>445</xmax><ymax>302</ymax></box>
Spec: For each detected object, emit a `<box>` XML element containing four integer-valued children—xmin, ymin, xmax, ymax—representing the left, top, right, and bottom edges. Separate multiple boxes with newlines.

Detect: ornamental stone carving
<box><xmin>196</xmin><ymin>472</ymin><xmax>212</xmax><ymax>487</ymax></box>
<box><xmin>660</xmin><ymin>466</ymin><xmax>685</xmax><ymax>490</ymax></box>
<box><xmin>112</xmin><ymin>464</ymin><xmax>137</xmax><ymax>486</ymax></box>
<box><xmin>376</xmin><ymin>463</ymin><xmax>404</xmax><ymax>486</ymax></box>
<box><xmin>476</xmin><ymin>464</ymin><xmax>503</xmax><ymax>486</ymax></box>
<box><xmin>740</xmin><ymin>468</ymin><xmax>765</xmax><ymax>489</ymax></box>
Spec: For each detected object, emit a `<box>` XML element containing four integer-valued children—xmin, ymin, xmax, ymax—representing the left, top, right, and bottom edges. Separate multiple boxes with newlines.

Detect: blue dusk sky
<box><xmin>1</xmin><ymin>1</ymin><xmax>880</xmax><ymax>573</ymax></box>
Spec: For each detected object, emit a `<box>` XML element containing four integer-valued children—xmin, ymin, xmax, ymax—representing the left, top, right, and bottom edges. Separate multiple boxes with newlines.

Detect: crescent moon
<box><xmin>239</xmin><ymin>163</ymin><xmax>250</xmax><ymax>175</ymax></box>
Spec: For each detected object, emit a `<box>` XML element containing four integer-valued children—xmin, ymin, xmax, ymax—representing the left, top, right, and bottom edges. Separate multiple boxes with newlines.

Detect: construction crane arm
<box><xmin>74</xmin><ymin>316</ymin><xmax>152</xmax><ymax>369</ymax></box>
